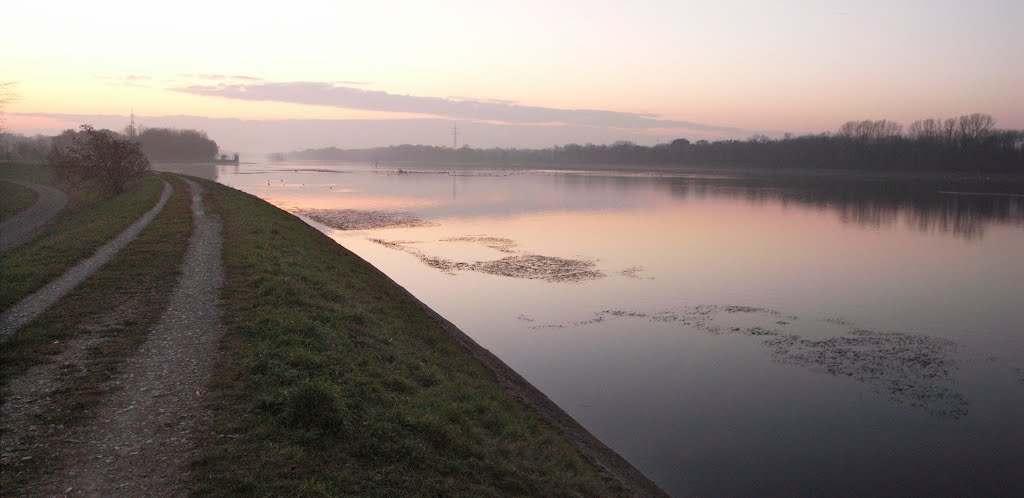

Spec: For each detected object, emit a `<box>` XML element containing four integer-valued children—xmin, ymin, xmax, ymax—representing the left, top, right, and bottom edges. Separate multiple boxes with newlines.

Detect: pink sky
<box><xmin>2</xmin><ymin>0</ymin><xmax>1021</xmax><ymax>153</ymax></box>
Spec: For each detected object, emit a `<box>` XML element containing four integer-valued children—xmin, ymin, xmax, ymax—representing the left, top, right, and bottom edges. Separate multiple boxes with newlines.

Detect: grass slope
<box><xmin>0</xmin><ymin>180</ymin><xmax>38</xmax><ymax>221</ymax></box>
<box><xmin>0</xmin><ymin>175</ymin><xmax>193</xmax><ymax>492</ymax></box>
<box><xmin>0</xmin><ymin>173</ymin><xmax>164</xmax><ymax>311</ymax></box>
<box><xmin>191</xmin><ymin>179</ymin><xmax>619</xmax><ymax>496</ymax></box>
<box><xmin>0</xmin><ymin>161</ymin><xmax>58</xmax><ymax>185</ymax></box>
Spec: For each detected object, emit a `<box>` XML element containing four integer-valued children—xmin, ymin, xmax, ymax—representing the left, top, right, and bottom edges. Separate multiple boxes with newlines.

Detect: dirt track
<box><xmin>0</xmin><ymin>182</ymin><xmax>172</xmax><ymax>340</ymax></box>
<box><xmin>0</xmin><ymin>180</ymin><xmax>69</xmax><ymax>252</ymax></box>
<box><xmin>40</xmin><ymin>178</ymin><xmax>224</xmax><ymax>496</ymax></box>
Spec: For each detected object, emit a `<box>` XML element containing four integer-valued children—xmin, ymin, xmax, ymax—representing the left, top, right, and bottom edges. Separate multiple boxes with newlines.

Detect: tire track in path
<box><xmin>0</xmin><ymin>181</ymin><xmax>171</xmax><ymax>340</ymax></box>
<box><xmin>0</xmin><ymin>180</ymin><xmax>69</xmax><ymax>252</ymax></box>
<box><xmin>42</xmin><ymin>178</ymin><xmax>224</xmax><ymax>496</ymax></box>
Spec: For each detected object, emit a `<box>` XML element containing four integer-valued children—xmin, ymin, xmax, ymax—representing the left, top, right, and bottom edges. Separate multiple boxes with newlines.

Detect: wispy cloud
<box><xmin>449</xmin><ymin>96</ymin><xmax>519</xmax><ymax>105</ymax></box>
<box><xmin>173</xmin><ymin>81</ymin><xmax>742</xmax><ymax>132</ymax></box>
<box><xmin>93</xmin><ymin>74</ymin><xmax>154</xmax><ymax>87</ymax></box>
<box><xmin>178</xmin><ymin>74</ymin><xmax>265</xmax><ymax>82</ymax></box>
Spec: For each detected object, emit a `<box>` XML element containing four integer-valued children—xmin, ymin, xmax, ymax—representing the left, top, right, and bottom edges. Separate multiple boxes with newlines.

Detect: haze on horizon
<box><xmin>2</xmin><ymin>0</ymin><xmax>1022</xmax><ymax>154</ymax></box>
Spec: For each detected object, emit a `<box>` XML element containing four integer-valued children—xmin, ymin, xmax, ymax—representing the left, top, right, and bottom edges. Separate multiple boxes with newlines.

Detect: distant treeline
<box><xmin>1</xmin><ymin>126</ymin><xmax>222</xmax><ymax>162</ymax></box>
<box><xmin>136</xmin><ymin>127</ymin><xmax>219</xmax><ymax>161</ymax></box>
<box><xmin>285</xmin><ymin>113</ymin><xmax>1023</xmax><ymax>173</ymax></box>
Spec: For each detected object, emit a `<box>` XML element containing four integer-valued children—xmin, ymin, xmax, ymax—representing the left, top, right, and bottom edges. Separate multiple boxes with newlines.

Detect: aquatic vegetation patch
<box><xmin>763</xmin><ymin>329</ymin><xmax>965</xmax><ymax>418</ymax></box>
<box><xmin>531</xmin><ymin>305</ymin><xmax>967</xmax><ymax>418</ymax></box>
<box><xmin>294</xmin><ymin>208</ymin><xmax>434</xmax><ymax>230</ymax></box>
<box><xmin>370</xmin><ymin>237</ymin><xmax>605</xmax><ymax>283</ymax></box>
<box><xmin>441</xmin><ymin>236</ymin><xmax>519</xmax><ymax>254</ymax></box>
<box><xmin>618</xmin><ymin>266</ymin><xmax>654</xmax><ymax>280</ymax></box>
<box><xmin>469</xmin><ymin>255</ymin><xmax>604</xmax><ymax>282</ymax></box>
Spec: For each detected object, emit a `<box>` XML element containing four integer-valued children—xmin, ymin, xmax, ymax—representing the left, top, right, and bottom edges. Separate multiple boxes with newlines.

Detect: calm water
<box><xmin>188</xmin><ymin>161</ymin><xmax>1023</xmax><ymax>496</ymax></box>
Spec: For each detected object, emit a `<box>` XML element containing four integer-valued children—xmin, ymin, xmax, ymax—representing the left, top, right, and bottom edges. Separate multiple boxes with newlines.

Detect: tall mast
<box><xmin>129</xmin><ymin>109</ymin><xmax>137</xmax><ymax>140</ymax></box>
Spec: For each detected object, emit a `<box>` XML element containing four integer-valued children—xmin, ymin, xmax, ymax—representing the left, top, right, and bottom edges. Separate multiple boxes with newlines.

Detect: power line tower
<box><xmin>452</xmin><ymin>123</ymin><xmax>458</xmax><ymax>150</ymax></box>
<box><xmin>126</xmin><ymin>109</ymin><xmax>139</xmax><ymax>141</ymax></box>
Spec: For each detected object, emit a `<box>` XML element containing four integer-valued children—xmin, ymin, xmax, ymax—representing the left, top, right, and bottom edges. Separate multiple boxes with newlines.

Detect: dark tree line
<box><xmin>136</xmin><ymin>127</ymin><xmax>219</xmax><ymax>161</ymax></box>
<box><xmin>0</xmin><ymin>133</ymin><xmax>51</xmax><ymax>160</ymax></box>
<box><xmin>287</xmin><ymin>113</ymin><xmax>1023</xmax><ymax>173</ymax></box>
<box><xmin>2</xmin><ymin>126</ymin><xmax>222</xmax><ymax>163</ymax></box>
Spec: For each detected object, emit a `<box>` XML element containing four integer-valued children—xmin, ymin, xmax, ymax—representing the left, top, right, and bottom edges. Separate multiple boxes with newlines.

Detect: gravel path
<box><xmin>1</xmin><ymin>333</ymin><xmax>104</xmax><ymax>470</ymax></box>
<box><xmin>0</xmin><ymin>182</ymin><xmax>172</xmax><ymax>340</ymax></box>
<box><xmin>42</xmin><ymin>178</ymin><xmax>224</xmax><ymax>496</ymax></box>
<box><xmin>0</xmin><ymin>180</ymin><xmax>69</xmax><ymax>252</ymax></box>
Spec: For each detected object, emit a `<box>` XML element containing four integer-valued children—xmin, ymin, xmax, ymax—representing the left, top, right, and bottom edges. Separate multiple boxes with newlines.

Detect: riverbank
<box><xmin>191</xmin><ymin>177</ymin><xmax>665</xmax><ymax>495</ymax></box>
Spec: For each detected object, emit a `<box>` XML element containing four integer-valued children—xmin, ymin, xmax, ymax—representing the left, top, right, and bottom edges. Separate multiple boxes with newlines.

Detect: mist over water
<box><xmin>191</xmin><ymin>161</ymin><xmax>1024</xmax><ymax>496</ymax></box>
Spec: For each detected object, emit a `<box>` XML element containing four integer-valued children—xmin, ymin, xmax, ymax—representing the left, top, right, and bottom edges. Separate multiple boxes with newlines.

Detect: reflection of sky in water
<box><xmin>203</xmin><ymin>162</ymin><xmax>1024</xmax><ymax>239</ymax></box>
<box><xmin>209</xmin><ymin>161</ymin><xmax>1024</xmax><ymax>496</ymax></box>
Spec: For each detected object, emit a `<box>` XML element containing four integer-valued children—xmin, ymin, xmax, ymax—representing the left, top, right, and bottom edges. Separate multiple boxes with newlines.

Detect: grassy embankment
<box><xmin>0</xmin><ymin>162</ymin><xmax>166</xmax><ymax>311</ymax></box>
<box><xmin>191</xmin><ymin>178</ymin><xmax>620</xmax><ymax>495</ymax></box>
<box><xmin>0</xmin><ymin>161</ymin><xmax>58</xmax><ymax>185</ymax></box>
<box><xmin>0</xmin><ymin>172</ymin><xmax>193</xmax><ymax>493</ymax></box>
<box><xmin>0</xmin><ymin>180</ymin><xmax>38</xmax><ymax>221</ymax></box>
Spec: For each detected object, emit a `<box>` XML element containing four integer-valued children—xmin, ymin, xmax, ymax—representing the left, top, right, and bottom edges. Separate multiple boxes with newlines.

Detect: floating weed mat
<box><xmin>617</xmin><ymin>265</ymin><xmax>654</xmax><ymax>280</ymax></box>
<box><xmin>441</xmin><ymin>236</ymin><xmax>519</xmax><ymax>254</ymax></box>
<box><xmin>370</xmin><ymin>237</ymin><xmax>605</xmax><ymax>283</ymax></box>
<box><xmin>293</xmin><ymin>209</ymin><xmax>435</xmax><ymax>230</ymax></box>
<box><xmin>471</xmin><ymin>255</ymin><xmax>603</xmax><ymax>282</ymax></box>
<box><xmin>523</xmin><ymin>305</ymin><xmax>968</xmax><ymax>419</ymax></box>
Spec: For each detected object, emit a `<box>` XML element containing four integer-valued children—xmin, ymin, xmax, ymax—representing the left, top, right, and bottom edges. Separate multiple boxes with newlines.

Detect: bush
<box><xmin>51</xmin><ymin>125</ymin><xmax>150</xmax><ymax>193</ymax></box>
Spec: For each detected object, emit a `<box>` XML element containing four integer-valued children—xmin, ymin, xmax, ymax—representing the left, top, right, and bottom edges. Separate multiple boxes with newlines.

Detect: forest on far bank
<box><xmin>283</xmin><ymin>113</ymin><xmax>1024</xmax><ymax>173</ymax></box>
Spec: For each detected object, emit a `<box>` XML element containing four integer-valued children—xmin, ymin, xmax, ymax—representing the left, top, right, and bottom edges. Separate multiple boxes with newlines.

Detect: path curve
<box><xmin>0</xmin><ymin>181</ymin><xmax>172</xmax><ymax>340</ymax></box>
<box><xmin>43</xmin><ymin>178</ymin><xmax>224</xmax><ymax>496</ymax></box>
<box><xmin>0</xmin><ymin>180</ymin><xmax>69</xmax><ymax>252</ymax></box>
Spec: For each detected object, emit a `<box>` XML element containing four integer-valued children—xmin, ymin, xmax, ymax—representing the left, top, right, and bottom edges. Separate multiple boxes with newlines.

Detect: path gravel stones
<box><xmin>42</xmin><ymin>178</ymin><xmax>224</xmax><ymax>496</ymax></box>
<box><xmin>0</xmin><ymin>180</ymin><xmax>69</xmax><ymax>252</ymax></box>
<box><xmin>0</xmin><ymin>182</ymin><xmax>172</xmax><ymax>340</ymax></box>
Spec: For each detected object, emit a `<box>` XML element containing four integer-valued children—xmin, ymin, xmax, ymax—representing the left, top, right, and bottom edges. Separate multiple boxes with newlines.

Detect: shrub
<box><xmin>51</xmin><ymin>125</ymin><xmax>150</xmax><ymax>193</ymax></box>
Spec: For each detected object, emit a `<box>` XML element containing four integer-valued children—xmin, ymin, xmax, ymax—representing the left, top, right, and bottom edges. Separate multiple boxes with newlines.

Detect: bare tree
<box><xmin>838</xmin><ymin>121</ymin><xmax>858</xmax><ymax>138</ymax></box>
<box><xmin>0</xmin><ymin>81</ymin><xmax>18</xmax><ymax>133</ymax></box>
<box><xmin>908</xmin><ymin>118</ymin><xmax>943</xmax><ymax>141</ymax></box>
<box><xmin>957</xmin><ymin>113</ymin><xmax>996</xmax><ymax>142</ymax></box>
<box><xmin>837</xmin><ymin>119</ymin><xmax>903</xmax><ymax>142</ymax></box>
<box><xmin>942</xmin><ymin>118</ymin><xmax>959</xmax><ymax>144</ymax></box>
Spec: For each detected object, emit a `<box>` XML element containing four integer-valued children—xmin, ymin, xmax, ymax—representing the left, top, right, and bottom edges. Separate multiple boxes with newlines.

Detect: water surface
<box><xmin>196</xmin><ymin>161</ymin><xmax>1023</xmax><ymax>496</ymax></box>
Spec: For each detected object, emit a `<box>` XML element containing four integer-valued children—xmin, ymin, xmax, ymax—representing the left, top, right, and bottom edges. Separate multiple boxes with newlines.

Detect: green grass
<box><xmin>191</xmin><ymin>179</ymin><xmax>618</xmax><ymax>496</ymax></box>
<box><xmin>0</xmin><ymin>180</ymin><xmax>38</xmax><ymax>221</ymax></box>
<box><xmin>0</xmin><ymin>174</ymin><xmax>165</xmax><ymax>311</ymax></box>
<box><xmin>0</xmin><ymin>161</ymin><xmax>58</xmax><ymax>185</ymax></box>
<box><xmin>0</xmin><ymin>175</ymin><xmax>193</xmax><ymax>493</ymax></box>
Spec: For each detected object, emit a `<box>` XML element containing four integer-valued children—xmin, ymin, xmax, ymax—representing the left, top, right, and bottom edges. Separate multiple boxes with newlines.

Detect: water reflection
<box><xmin>244</xmin><ymin>164</ymin><xmax>1024</xmax><ymax>240</ymax></box>
<box><xmin>558</xmin><ymin>172</ymin><xmax>1024</xmax><ymax>240</ymax></box>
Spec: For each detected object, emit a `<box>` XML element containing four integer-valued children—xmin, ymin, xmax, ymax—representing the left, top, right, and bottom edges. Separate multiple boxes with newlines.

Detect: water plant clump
<box><xmin>294</xmin><ymin>208</ymin><xmax>434</xmax><ymax>230</ymax></box>
<box><xmin>370</xmin><ymin>237</ymin><xmax>605</xmax><ymax>283</ymax></box>
<box><xmin>530</xmin><ymin>305</ymin><xmax>968</xmax><ymax>418</ymax></box>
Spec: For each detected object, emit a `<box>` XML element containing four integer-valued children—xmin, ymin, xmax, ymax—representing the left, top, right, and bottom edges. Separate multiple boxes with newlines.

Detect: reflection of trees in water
<box><xmin>668</xmin><ymin>176</ymin><xmax>1024</xmax><ymax>240</ymax></box>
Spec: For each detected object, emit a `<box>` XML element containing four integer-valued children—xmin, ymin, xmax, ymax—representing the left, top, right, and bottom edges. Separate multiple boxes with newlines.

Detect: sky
<box><xmin>2</xmin><ymin>0</ymin><xmax>1022</xmax><ymax>153</ymax></box>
